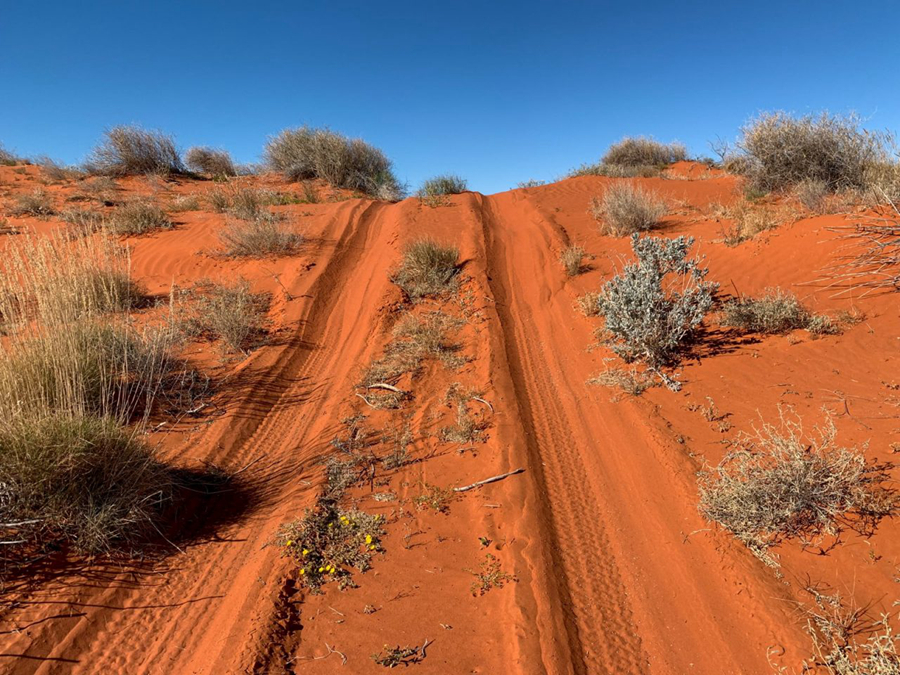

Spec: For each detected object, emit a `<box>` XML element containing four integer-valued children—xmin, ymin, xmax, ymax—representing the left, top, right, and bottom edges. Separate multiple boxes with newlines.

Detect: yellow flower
<box><xmin>369</xmin><ymin>544</ymin><xmax>376</xmax><ymax>550</ymax></box>
<box><xmin>365</xmin><ymin>534</ymin><xmax>372</xmax><ymax>544</ymax></box>
<box><xmin>299</xmin><ymin>568</ymin><xmax>305</xmax><ymax>575</ymax></box>
<box><xmin>318</xmin><ymin>567</ymin><xmax>325</xmax><ymax>573</ymax></box>
<box><xmin>302</xmin><ymin>549</ymin><xmax>309</xmax><ymax>556</ymax></box>
<box><xmin>285</xmin><ymin>540</ymin><xmax>294</xmax><ymax>547</ymax></box>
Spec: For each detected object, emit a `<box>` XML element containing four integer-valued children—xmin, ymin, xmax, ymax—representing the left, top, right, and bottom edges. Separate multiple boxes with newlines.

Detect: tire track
<box><xmin>479</xmin><ymin>194</ymin><xmax>649</xmax><ymax>675</ymax></box>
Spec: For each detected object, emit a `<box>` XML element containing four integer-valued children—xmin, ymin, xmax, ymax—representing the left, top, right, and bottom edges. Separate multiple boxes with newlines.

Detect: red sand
<box><xmin>0</xmin><ymin>164</ymin><xmax>897</xmax><ymax>674</ymax></box>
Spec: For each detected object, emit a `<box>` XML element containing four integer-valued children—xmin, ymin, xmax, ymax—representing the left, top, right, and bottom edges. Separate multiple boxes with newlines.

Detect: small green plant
<box><xmin>413</xmin><ymin>482</ymin><xmax>455</xmax><ymax>514</ymax></box>
<box><xmin>277</xmin><ymin>500</ymin><xmax>384</xmax><ymax>592</ymax></box>
<box><xmin>469</xmin><ymin>553</ymin><xmax>516</xmax><ymax>596</ymax></box>
<box><xmin>590</xmin><ymin>183</ymin><xmax>667</xmax><ymax>236</ymax></box>
<box><xmin>107</xmin><ymin>200</ymin><xmax>172</xmax><ymax>235</ymax></box>
<box><xmin>596</xmin><ymin>234</ymin><xmax>717</xmax><ymax>389</ymax></box>
<box><xmin>8</xmin><ymin>189</ymin><xmax>55</xmax><ymax>217</ymax></box>
<box><xmin>371</xmin><ymin>642</ymin><xmax>427</xmax><ymax>668</ymax></box>
<box><xmin>392</xmin><ymin>239</ymin><xmax>460</xmax><ymax>300</ymax></box>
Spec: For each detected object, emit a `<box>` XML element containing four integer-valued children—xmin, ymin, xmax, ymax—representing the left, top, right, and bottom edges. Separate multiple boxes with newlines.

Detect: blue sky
<box><xmin>2</xmin><ymin>1</ymin><xmax>899</xmax><ymax>194</ymax></box>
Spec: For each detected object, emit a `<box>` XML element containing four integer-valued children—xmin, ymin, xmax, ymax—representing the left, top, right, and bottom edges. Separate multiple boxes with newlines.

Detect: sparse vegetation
<box><xmin>588</xmin><ymin>364</ymin><xmax>656</xmax><ymax>397</ymax></box>
<box><xmin>0</xmin><ymin>143</ymin><xmax>19</xmax><ymax>166</ymax></box>
<box><xmin>8</xmin><ymin>188</ymin><xmax>55</xmax><ymax>217</ymax></box>
<box><xmin>590</xmin><ymin>183</ymin><xmax>666</xmax><ymax>236</ymax></box>
<box><xmin>720</xmin><ymin>289</ymin><xmax>839</xmax><ymax>335</ymax></box>
<box><xmin>34</xmin><ymin>156</ymin><xmax>83</xmax><ymax>182</ymax></box>
<box><xmin>559</xmin><ymin>245</ymin><xmax>588</xmax><ymax>276</ymax></box>
<box><xmin>414</xmin><ymin>482</ymin><xmax>456</xmax><ymax>514</ymax></box>
<box><xmin>698</xmin><ymin>412</ymin><xmax>893</xmax><ymax>565</ymax></box>
<box><xmin>87</xmin><ymin>125</ymin><xmax>184</xmax><ymax>176</ymax></box>
<box><xmin>181</xmin><ymin>279</ymin><xmax>268</xmax><ymax>353</ymax></box>
<box><xmin>595</xmin><ymin>234</ymin><xmax>716</xmax><ymax>388</ymax></box>
<box><xmin>419</xmin><ymin>175</ymin><xmax>467</xmax><ymax>205</ymax></box>
<box><xmin>794</xmin><ymin>178</ymin><xmax>830</xmax><ymax>213</ymax></box>
<box><xmin>184</xmin><ymin>147</ymin><xmax>237</xmax><ymax>177</ymax></box>
<box><xmin>602</xmin><ymin>137</ymin><xmax>687</xmax><ymax>167</ymax></box>
<box><xmin>168</xmin><ymin>194</ymin><xmax>200</xmax><ymax>212</ymax></box>
<box><xmin>219</xmin><ymin>215</ymin><xmax>303</xmax><ymax>257</ymax></box>
<box><xmin>277</xmin><ymin>500</ymin><xmax>384</xmax><ymax>592</ymax></box>
<box><xmin>372</xmin><ymin>643</ymin><xmax>427</xmax><ymax>668</ymax></box>
<box><xmin>439</xmin><ymin>401</ymin><xmax>485</xmax><ymax>443</ymax></box>
<box><xmin>469</xmin><ymin>553</ymin><xmax>516</xmax><ymax>596</ymax></box>
<box><xmin>107</xmin><ymin>200</ymin><xmax>172</xmax><ymax>235</ymax></box>
<box><xmin>264</xmin><ymin>126</ymin><xmax>402</xmax><ymax>200</ymax></box>
<box><xmin>392</xmin><ymin>239</ymin><xmax>460</xmax><ymax>300</ymax></box>
<box><xmin>736</xmin><ymin>112</ymin><xmax>893</xmax><ymax>192</ymax></box>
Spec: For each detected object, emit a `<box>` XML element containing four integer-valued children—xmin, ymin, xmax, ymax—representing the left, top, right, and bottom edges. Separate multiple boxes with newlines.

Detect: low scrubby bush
<box><xmin>698</xmin><ymin>413</ymin><xmax>892</xmax><ymax>565</ymax></box>
<box><xmin>392</xmin><ymin>239</ymin><xmax>460</xmax><ymax>300</ymax></box>
<box><xmin>720</xmin><ymin>289</ymin><xmax>843</xmax><ymax>336</ymax></box>
<box><xmin>418</xmin><ymin>175</ymin><xmax>467</xmax><ymax>199</ymax></box>
<box><xmin>736</xmin><ymin>112</ymin><xmax>892</xmax><ymax>192</ymax></box>
<box><xmin>8</xmin><ymin>189</ymin><xmax>55</xmax><ymax>217</ymax></box>
<box><xmin>107</xmin><ymin>200</ymin><xmax>172</xmax><ymax>235</ymax></box>
<box><xmin>559</xmin><ymin>245</ymin><xmax>588</xmax><ymax>276</ymax></box>
<box><xmin>264</xmin><ymin>126</ymin><xmax>402</xmax><ymax>200</ymax></box>
<box><xmin>590</xmin><ymin>183</ymin><xmax>667</xmax><ymax>236</ymax></box>
<box><xmin>184</xmin><ymin>147</ymin><xmax>237</xmax><ymax>177</ymax></box>
<box><xmin>602</xmin><ymin>137</ymin><xmax>687</xmax><ymax>166</ymax></box>
<box><xmin>0</xmin><ymin>143</ymin><xmax>19</xmax><ymax>166</ymax></box>
<box><xmin>88</xmin><ymin>125</ymin><xmax>184</xmax><ymax>176</ymax></box>
<box><xmin>219</xmin><ymin>215</ymin><xmax>303</xmax><ymax>257</ymax></box>
<box><xmin>596</xmin><ymin>234</ymin><xmax>717</xmax><ymax>387</ymax></box>
<box><xmin>182</xmin><ymin>279</ymin><xmax>267</xmax><ymax>353</ymax></box>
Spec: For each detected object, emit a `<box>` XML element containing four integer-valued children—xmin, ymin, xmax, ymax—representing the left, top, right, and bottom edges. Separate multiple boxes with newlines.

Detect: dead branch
<box><xmin>454</xmin><ymin>468</ymin><xmax>525</xmax><ymax>492</ymax></box>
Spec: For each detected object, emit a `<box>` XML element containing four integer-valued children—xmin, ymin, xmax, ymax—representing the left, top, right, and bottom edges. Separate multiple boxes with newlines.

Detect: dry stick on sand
<box><xmin>454</xmin><ymin>468</ymin><xmax>525</xmax><ymax>493</ymax></box>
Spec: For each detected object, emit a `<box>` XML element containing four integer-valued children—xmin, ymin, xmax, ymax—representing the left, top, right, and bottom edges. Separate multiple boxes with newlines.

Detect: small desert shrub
<box><xmin>588</xmin><ymin>364</ymin><xmax>655</xmax><ymax>397</ymax></box>
<box><xmin>439</xmin><ymin>401</ymin><xmax>484</xmax><ymax>443</ymax></box>
<box><xmin>392</xmin><ymin>239</ymin><xmax>460</xmax><ymax>300</ymax></box>
<box><xmin>469</xmin><ymin>553</ymin><xmax>516</xmax><ymax>596</ymax></box>
<box><xmin>698</xmin><ymin>413</ymin><xmax>892</xmax><ymax>565</ymax></box>
<box><xmin>559</xmin><ymin>245</ymin><xmax>588</xmax><ymax>276</ymax></box>
<box><xmin>34</xmin><ymin>156</ymin><xmax>83</xmax><ymax>182</ymax></box>
<box><xmin>0</xmin><ymin>413</ymin><xmax>171</xmax><ymax>552</ymax></box>
<box><xmin>168</xmin><ymin>194</ymin><xmax>200</xmax><ymax>212</ymax></box>
<box><xmin>276</xmin><ymin>499</ymin><xmax>384</xmax><ymax>592</ymax></box>
<box><xmin>736</xmin><ymin>112</ymin><xmax>892</xmax><ymax>192</ymax></box>
<box><xmin>571</xmin><ymin>162</ymin><xmax>662</xmax><ymax>178</ymax></box>
<box><xmin>184</xmin><ymin>147</ymin><xmax>237</xmax><ymax>177</ymax></box>
<box><xmin>183</xmin><ymin>280</ymin><xmax>267</xmax><ymax>353</ymax></box>
<box><xmin>794</xmin><ymin>178</ymin><xmax>830</xmax><ymax>213</ymax></box>
<box><xmin>206</xmin><ymin>185</ymin><xmax>290</xmax><ymax>219</ymax></box>
<box><xmin>88</xmin><ymin>125</ymin><xmax>184</xmax><ymax>176</ymax></box>
<box><xmin>576</xmin><ymin>291</ymin><xmax>602</xmax><ymax>317</ymax></box>
<box><xmin>78</xmin><ymin>176</ymin><xmax>119</xmax><ymax>203</ymax></box>
<box><xmin>107</xmin><ymin>200</ymin><xmax>172</xmax><ymax>235</ymax></box>
<box><xmin>264</xmin><ymin>126</ymin><xmax>402</xmax><ymax>200</ymax></box>
<box><xmin>590</xmin><ymin>183</ymin><xmax>666</xmax><ymax>236</ymax></box>
<box><xmin>517</xmin><ymin>179</ymin><xmax>546</xmax><ymax>188</ymax></box>
<box><xmin>0</xmin><ymin>233</ymin><xmax>141</xmax><ymax>328</ymax></box>
<box><xmin>419</xmin><ymin>175</ymin><xmax>467</xmax><ymax>199</ymax></box>
<box><xmin>60</xmin><ymin>208</ymin><xmax>106</xmax><ymax>235</ymax></box>
<box><xmin>602</xmin><ymin>137</ymin><xmax>687</xmax><ymax>167</ymax></box>
<box><xmin>8</xmin><ymin>189</ymin><xmax>55</xmax><ymax>217</ymax></box>
<box><xmin>720</xmin><ymin>289</ymin><xmax>811</xmax><ymax>334</ymax></box>
<box><xmin>719</xmin><ymin>200</ymin><xmax>784</xmax><ymax>246</ymax></box>
<box><xmin>596</xmin><ymin>234</ymin><xmax>717</xmax><ymax>387</ymax></box>
<box><xmin>219</xmin><ymin>215</ymin><xmax>303</xmax><ymax>257</ymax></box>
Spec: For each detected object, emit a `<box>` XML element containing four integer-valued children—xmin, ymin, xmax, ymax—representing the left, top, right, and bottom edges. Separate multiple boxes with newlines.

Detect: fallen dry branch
<box><xmin>454</xmin><ymin>468</ymin><xmax>525</xmax><ymax>492</ymax></box>
<box><xmin>822</xmin><ymin>220</ymin><xmax>900</xmax><ymax>295</ymax></box>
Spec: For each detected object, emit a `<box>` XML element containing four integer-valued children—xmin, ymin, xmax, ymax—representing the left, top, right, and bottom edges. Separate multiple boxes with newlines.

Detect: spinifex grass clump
<box><xmin>698</xmin><ymin>413</ymin><xmax>892</xmax><ymax>566</ymax></box>
<box><xmin>107</xmin><ymin>201</ymin><xmax>172</xmax><ymax>236</ymax></box>
<box><xmin>596</xmin><ymin>234</ymin><xmax>717</xmax><ymax>389</ymax></box>
<box><xmin>181</xmin><ymin>279</ymin><xmax>268</xmax><ymax>354</ymax></box>
<box><xmin>602</xmin><ymin>137</ymin><xmax>687</xmax><ymax>166</ymax></box>
<box><xmin>0</xmin><ymin>233</ymin><xmax>141</xmax><ymax>327</ymax></box>
<box><xmin>264</xmin><ymin>126</ymin><xmax>402</xmax><ymax>200</ymax></box>
<box><xmin>88</xmin><ymin>125</ymin><xmax>184</xmax><ymax>176</ymax></box>
<box><xmin>276</xmin><ymin>499</ymin><xmax>384</xmax><ymax>592</ymax></box>
<box><xmin>184</xmin><ymin>147</ymin><xmax>237</xmax><ymax>177</ymax></box>
<box><xmin>720</xmin><ymin>289</ymin><xmax>838</xmax><ymax>335</ymax></box>
<box><xmin>590</xmin><ymin>183</ymin><xmax>667</xmax><ymax>236</ymax></box>
<box><xmin>392</xmin><ymin>239</ymin><xmax>460</xmax><ymax>301</ymax></box>
<box><xmin>219</xmin><ymin>215</ymin><xmax>303</xmax><ymax>257</ymax></box>
<box><xmin>418</xmin><ymin>175</ymin><xmax>467</xmax><ymax>205</ymax></box>
<box><xmin>559</xmin><ymin>245</ymin><xmax>588</xmax><ymax>276</ymax></box>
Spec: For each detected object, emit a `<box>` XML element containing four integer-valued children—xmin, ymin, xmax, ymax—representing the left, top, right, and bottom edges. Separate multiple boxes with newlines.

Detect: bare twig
<box><xmin>454</xmin><ymin>469</ymin><xmax>525</xmax><ymax>492</ymax></box>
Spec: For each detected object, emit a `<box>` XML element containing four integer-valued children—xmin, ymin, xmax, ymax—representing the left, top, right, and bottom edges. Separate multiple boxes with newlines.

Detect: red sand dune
<box><xmin>0</xmin><ymin>163</ymin><xmax>897</xmax><ymax>674</ymax></box>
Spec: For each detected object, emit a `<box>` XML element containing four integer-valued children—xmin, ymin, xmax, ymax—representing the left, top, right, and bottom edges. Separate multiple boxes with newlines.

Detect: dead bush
<box><xmin>8</xmin><ymin>189</ymin><xmax>55</xmax><ymax>217</ymax></box>
<box><xmin>590</xmin><ymin>183</ymin><xmax>666</xmax><ymax>236</ymax></box>
<box><xmin>0</xmin><ymin>143</ymin><xmax>19</xmax><ymax>166</ymax></box>
<box><xmin>87</xmin><ymin>125</ymin><xmax>184</xmax><ymax>176</ymax></box>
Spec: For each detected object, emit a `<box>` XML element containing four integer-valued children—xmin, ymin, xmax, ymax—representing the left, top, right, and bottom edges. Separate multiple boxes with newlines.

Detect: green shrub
<box><xmin>720</xmin><ymin>289</ymin><xmax>839</xmax><ymax>335</ymax></box>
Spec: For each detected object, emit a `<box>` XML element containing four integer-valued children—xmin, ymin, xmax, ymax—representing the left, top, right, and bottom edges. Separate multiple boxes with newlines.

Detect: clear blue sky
<box><xmin>2</xmin><ymin>1</ymin><xmax>899</xmax><ymax>194</ymax></box>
